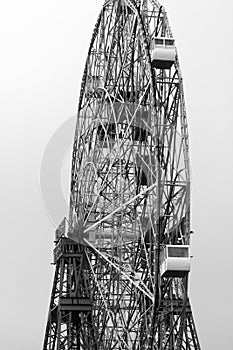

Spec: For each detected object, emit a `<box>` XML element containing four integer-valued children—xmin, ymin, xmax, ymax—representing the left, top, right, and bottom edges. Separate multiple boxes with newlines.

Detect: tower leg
<box><xmin>43</xmin><ymin>238</ymin><xmax>97</xmax><ymax>350</ymax></box>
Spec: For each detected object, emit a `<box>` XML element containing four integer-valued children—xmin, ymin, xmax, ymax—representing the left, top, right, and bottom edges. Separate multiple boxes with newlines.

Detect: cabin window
<box><xmin>167</xmin><ymin>246</ymin><xmax>189</xmax><ymax>258</ymax></box>
<box><xmin>155</xmin><ymin>38</ymin><xmax>163</xmax><ymax>46</ymax></box>
<box><xmin>165</xmin><ymin>39</ymin><xmax>174</xmax><ymax>46</ymax></box>
<box><xmin>107</xmin><ymin>123</ymin><xmax>116</xmax><ymax>140</ymax></box>
<box><xmin>132</xmin><ymin>126</ymin><xmax>147</xmax><ymax>142</ymax></box>
<box><xmin>137</xmin><ymin>168</ymin><xmax>147</xmax><ymax>186</ymax></box>
<box><xmin>97</xmin><ymin>125</ymin><xmax>105</xmax><ymax>141</ymax></box>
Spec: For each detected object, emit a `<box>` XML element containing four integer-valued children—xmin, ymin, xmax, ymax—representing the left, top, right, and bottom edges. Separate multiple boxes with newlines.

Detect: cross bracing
<box><xmin>43</xmin><ymin>1</ymin><xmax>201</xmax><ymax>349</ymax></box>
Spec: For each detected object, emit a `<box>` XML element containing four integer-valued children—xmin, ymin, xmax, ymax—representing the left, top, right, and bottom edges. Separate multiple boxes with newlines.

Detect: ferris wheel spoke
<box><xmin>83</xmin><ymin>180</ymin><xmax>157</xmax><ymax>236</ymax></box>
<box><xmin>85</xmin><ymin>239</ymin><xmax>154</xmax><ymax>301</ymax></box>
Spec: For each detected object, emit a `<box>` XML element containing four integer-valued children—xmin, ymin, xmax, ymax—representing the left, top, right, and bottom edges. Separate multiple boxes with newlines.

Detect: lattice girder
<box><xmin>43</xmin><ymin>1</ymin><xmax>201</xmax><ymax>349</ymax></box>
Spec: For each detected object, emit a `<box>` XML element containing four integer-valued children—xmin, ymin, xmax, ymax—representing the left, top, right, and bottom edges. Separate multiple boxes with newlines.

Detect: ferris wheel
<box><xmin>43</xmin><ymin>1</ymin><xmax>201</xmax><ymax>349</ymax></box>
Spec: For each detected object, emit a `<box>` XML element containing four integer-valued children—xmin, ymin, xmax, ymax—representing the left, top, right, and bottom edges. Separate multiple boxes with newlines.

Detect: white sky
<box><xmin>0</xmin><ymin>1</ymin><xmax>233</xmax><ymax>349</ymax></box>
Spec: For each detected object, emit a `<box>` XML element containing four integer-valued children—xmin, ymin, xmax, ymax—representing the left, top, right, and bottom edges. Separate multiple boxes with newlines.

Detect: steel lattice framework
<box><xmin>43</xmin><ymin>1</ymin><xmax>201</xmax><ymax>349</ymax></box>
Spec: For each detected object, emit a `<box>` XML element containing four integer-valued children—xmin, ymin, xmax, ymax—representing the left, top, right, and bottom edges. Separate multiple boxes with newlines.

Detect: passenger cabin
<box><xmin>151</xmin><ymin>37</ymin><xmax>176</xmax><ymax>69</ymax></box>
<box><xmin>83</xmin><ymin>211</ymin><xmax>138</xmax><ymax>244</ymax></box>
<box><xmin>160</xmin><ymin>245</ymin><xmax>190</xmax><ymax>277</ymax></box>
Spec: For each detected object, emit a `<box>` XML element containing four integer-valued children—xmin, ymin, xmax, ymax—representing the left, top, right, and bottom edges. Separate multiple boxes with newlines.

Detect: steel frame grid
<box><xmin>43</xmin><ymin>1</ymin><xmax>201</xmax><ymax>349</ymax></box>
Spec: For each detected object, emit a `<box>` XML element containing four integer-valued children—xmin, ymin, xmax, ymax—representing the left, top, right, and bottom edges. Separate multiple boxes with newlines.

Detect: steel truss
<box><xmin>43</xmin><ymin>0</ymin><xmax>201</xmax><ymax>349</ymax></box>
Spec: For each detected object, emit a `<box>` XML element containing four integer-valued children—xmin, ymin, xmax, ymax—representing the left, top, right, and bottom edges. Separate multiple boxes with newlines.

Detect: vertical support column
<box><xmin>43</xmin><ymin>238</ymin><xmax>96</xmax><ymax>350</ymax></box>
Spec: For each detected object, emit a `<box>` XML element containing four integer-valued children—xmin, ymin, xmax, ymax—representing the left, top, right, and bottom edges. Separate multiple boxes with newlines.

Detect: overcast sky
<box><xmin>0</xmin><ymin>1</ymin><xmax>232</xmax><ymax>349</ymax></box>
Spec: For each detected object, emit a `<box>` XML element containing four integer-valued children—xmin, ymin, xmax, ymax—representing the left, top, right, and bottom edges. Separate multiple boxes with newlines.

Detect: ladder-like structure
<box><xmin>43</xmin><ymin>1</ymin><xmax>201</xmax><ymax>349</ymax></box>
<box><xmin>43</xmin><ymin>237</ymin><xmax>96</xmax><ymax>349</ymax></box>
